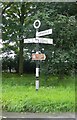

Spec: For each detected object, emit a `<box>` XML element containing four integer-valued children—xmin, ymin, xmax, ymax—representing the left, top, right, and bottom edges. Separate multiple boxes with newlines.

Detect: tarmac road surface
<box><xmin>0</xmin><ymin>112</ymin><xmax>76</xmax><ymax>120</ymax></box>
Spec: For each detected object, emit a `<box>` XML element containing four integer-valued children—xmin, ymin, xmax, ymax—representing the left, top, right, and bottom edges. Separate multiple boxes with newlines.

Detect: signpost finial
<box><xmin>33</xmin><ymin>20</ymin><xmax>41</xmax><ymax>29</ymax></box>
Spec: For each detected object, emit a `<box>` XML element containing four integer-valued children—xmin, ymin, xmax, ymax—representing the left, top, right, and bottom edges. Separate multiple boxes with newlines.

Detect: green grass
<box><xmin>2</xmin><ymin>73</ymin><xmax>75</xmax><ymax>112</ymax></box>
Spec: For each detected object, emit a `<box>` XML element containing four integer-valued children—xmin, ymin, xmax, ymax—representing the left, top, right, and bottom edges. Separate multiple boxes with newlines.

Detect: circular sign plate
<box><xmin>33</xmin><ymin>20</ymin><xmax>41</xmax><ymax>29</ymax></box>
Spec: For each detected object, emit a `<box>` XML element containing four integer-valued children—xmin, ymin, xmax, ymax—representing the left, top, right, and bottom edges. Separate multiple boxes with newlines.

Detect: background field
<box><xmin>2</xmin><ymin>73</ymin><xmax>75</xmax><ymax>113</ymax></box>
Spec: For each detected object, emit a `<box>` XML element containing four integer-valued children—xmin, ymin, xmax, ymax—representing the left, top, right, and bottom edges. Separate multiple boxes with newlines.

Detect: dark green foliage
<box><xmin>2</xmin><ymin>57</ymin><xmax>15</xmax><ymax>73</ymax></box>
<box><xmin>1</xmin><ymin>2</ymin><xmax>77</xmax><ymax>76</ymax></box>
<box><xmin>2</xmin><ymin>56</ymin><xmax>36</xmax><ymax>73</ymax></box>
<box><xmin>23</xmin><ymin>60</ymin><xmax>36</xmax><ymax>74</ymax></box>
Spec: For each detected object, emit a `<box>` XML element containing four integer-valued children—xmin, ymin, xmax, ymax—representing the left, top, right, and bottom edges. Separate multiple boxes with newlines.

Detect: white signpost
<box><xmin>24</xmin><ymin>38</ymin><xmax>38</xmax><ymax>44</ymax></box>
<box><xmin>24</xmin><ymin>38</ymin><xmax>53</xmax><ymax>44</ymax></box>
<box><xmin>38</xmin><ymin>38</ymin><xmax>53</xmax><ymax>44</ymax></box>
<box><xmin>24</xmin><ymin>20</ymin><xmax>53</xmax><ymax>91</ymax></box>
<box><xmin>36</xmin><ymin>29</ymin><xmax>52</xmax><ymax>37</ymax></box>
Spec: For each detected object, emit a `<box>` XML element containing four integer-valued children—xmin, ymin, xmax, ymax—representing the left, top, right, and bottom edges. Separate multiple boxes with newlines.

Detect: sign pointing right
<box><xmin>36</xmin><ymin>29</ymin><xmax>52</xmax><ymax>37</ymax></box>
<box><xmin>32</xmin><ymin>53</ymin><xmax>46</xmax><ymax>60</ymax></box>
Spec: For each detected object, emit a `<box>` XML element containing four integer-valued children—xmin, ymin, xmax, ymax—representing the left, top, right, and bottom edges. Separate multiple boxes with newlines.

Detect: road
<box><xmin>0</xmin><ymin>112</ymin><xmax>76</xmax><ymax>120</ymax></box>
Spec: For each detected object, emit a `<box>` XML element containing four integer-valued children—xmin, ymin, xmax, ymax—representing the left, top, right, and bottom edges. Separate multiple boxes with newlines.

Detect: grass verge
<box><xmin>2</xmin><ymin>73</ymin><xmax>75</xmax><ymax>112</ymax></box>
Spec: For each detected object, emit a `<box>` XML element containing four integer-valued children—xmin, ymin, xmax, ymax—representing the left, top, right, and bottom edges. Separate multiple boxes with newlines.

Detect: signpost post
<box><xmin>33</xmin><ymin>20</ymin><xmax>41</xmax><ymax>91</ymax></box>
<box><xmin>24</xmin><ymin>19</ymin><xmax>53</xmax><ymax>91</ymax></box>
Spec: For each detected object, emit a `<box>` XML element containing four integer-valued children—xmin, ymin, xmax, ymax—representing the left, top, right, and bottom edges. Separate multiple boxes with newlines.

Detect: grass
<box><xmin>1</xmin><ymin>73</ymin><xmax>75</xmax><ymax>112</ymax></box>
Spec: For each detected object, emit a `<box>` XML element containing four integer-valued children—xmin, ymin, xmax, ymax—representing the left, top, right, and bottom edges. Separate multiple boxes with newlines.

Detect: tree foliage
<box><xmin>1</xmin><ymin>2</ymin><xmax>77</xmax><ymax>76</ymax></box>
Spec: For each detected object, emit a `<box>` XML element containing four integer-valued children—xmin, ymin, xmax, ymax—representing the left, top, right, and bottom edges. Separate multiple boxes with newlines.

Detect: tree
<box><xmin>2</xmin><ymin>2</ymin><xmax>36</xmax><ymax>74</ymax></box>
<box><xmin>2</xmin><ymin>2</ymin><xmax>77</xmax><ymax>77</ymax></box>
<box><xmin>40</xmin><ymin>2</ymin><xmax>77</xmax><ymax>78</ymax></box>
<box><xmin>35</xmin><ymin>2</ymin><xmax>77</xmax><ymax>78</ymax></box>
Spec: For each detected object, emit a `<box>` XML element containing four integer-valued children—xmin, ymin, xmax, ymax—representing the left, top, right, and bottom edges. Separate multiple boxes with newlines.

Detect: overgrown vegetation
<box><xmin>2</xmin><ymin>73</ymin><xmax>75</xmax><ymax>112</ymax></box>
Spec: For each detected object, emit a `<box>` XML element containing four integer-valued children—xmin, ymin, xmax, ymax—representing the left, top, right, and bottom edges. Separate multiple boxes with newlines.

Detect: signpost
<box><xmin>36</xmin><ymin>29</ymin><xmax>52</xmax><ymax>37</ymax></box>
<box><xmin>24</xmin><ymin>38</ymin><xmax>53</xmax><ymax>44</ymax></box>
<box><xmin>24</xmin><ymin>38</ymin><xmax>39</xmax><ymax>44</ymax></box>
<box><xmin>32</xmin><ymin>53</ymin><xmax>46</xmax><ymax>60</ymax></box>
<box><xmin>38</xmin><ymin>38</ymin><xmax>53</xmax><ymax>44</ymax></box>
<box><xmin>24</xmin><ymin>19</ymin><xmax>53</xmax><ymax>91</ymax></box>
